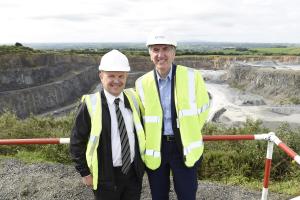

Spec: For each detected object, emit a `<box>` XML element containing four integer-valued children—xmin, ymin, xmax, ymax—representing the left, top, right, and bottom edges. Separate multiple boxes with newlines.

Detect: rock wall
<box><xmin>1</xmin><ymin>64</ymin><xmax>90</xmax><ymax>92</ymax></box>
<box><xmin>2</xmin><ymin>54</ymin><xmax>299</xmax><ymax>72</ymax></box>
<box><xmin>1</xmin><ymin>53</ymin><xmax>300</xmax><ymax>118</ymax></box>
<box><xmin>176</xmin><ymin>55</ymin><xmax>300</xmax><ymax>70</ymax></box>
<box><xmin>0</xmin><ymin>54</ymin><xmax>100</xmax><ymax>118</ymax></box>
<box><xmin>0</xmin><ymin>66</ymin><xmax>98</xmax><ymax>118</ymax></box>
<box><xmin>0</xmin><ymin>54</ymin><xmax>98</xmax><ymax>69</ymax></box>
<box><xmin>228</xmin><ymin>64</ymin><xmax>300</xmax><ymax>103</ymax></box>
<box><xmin>127</xmin><ymin>56</ymin><xmax>153</xmax><ymax>71</ymax></box>
<box><xmin>129</xmin><ymin>55</ymin><xmax>300</xmax><ymax>71</ymax></box>
<box><xmin>0</xmin><ymin>54</ymin><xmax>98</xmax><ymax>91</ymax></box>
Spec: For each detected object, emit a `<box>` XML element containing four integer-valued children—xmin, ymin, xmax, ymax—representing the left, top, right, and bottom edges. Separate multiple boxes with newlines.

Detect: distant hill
<box><xmin>2</xmin><ymin>43</ymin><xmax>300</xmax><ymax>56</ymax></box>
<box><xmin>15</xmin><ymin>42</ymin><xmax>300</xmax><ymax>51</ymax></box>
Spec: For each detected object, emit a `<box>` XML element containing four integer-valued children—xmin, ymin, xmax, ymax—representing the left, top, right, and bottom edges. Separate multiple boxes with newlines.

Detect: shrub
<box><xmin>0</xmin><ymin>112</ymin><xmax>75</xmax><ymax>163</ymax></box>
<box><xmin>200</xmin><ymin>120</ymin><xmax>300</xmax><ymax>183</ymax></box>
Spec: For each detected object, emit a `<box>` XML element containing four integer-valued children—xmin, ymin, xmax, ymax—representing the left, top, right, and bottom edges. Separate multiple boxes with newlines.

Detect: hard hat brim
<box><xmin>98</xmin><ymin>65</ymin><xmax>130</xmax><ymax>72</ymax></box>
<box><xmin>146</xmin><ymin>40</ymin><xmax>177</xmax><ymax>47</ymax></box>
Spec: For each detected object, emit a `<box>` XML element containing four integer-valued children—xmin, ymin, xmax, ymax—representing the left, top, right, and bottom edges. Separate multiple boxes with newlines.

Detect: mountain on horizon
<box><xmin>3</xmin><ymin>41</ymin><xmax>300</xmax><ymax>51</ymax></box>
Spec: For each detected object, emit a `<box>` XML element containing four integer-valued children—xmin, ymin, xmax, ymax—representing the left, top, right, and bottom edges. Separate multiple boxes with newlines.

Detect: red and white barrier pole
<box><xmin>269</xmin><ymin>133</ymin><xmax>300</xmax><ymax>165</ymax></box>
<box><xmin>0</xmin><ymin>134</ymin><xmax>269</xmax><ymax>145</ymax></box>
<box><xmin>261</xmin><ymin>139</ymin><xmax>274</xmax><ymax>200</ymax></box>
<box><xmin>203</xmin><ymin>134</ymin><xmax>270</xmax><ymax>141</ymax></box>
<box><xmin>203</xmin><ymin>134</ymin><xmax>255</xmax><ymax>141</ymax></box>
<box><xmin>0</xmin><ymin>138</ymin><xmax>70</xmax><ymax>145</ymax></box>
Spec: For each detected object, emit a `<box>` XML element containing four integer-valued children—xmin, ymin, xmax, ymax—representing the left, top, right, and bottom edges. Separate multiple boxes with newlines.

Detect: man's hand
<box><xmin>82</xmin><ymin>174</ymin><xmax>93</xmax><ymax>187</ymax></box>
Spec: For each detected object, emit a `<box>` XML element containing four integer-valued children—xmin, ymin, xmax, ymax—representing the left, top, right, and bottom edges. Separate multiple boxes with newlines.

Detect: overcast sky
<box><xmin>1</xmin><ymin>0</ymin><xmax>300</xmax><ymax>44</ymax></box>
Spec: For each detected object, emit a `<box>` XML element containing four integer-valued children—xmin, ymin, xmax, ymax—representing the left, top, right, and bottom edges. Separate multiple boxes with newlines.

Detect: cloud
<box><xmin>1</xmin><ymin>0</ymin><xmax>300</xmax><ymax>43</ymax></box>
<box><xmin>31</xmin><ymin>14</ymin><xmax>99</xmax><ymax>22</ymax></box>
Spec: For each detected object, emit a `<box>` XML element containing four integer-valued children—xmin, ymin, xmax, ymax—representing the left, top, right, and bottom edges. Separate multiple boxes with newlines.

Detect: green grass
<box><xmin>175</xmin><ymin>47</ymin><xmax>300</xmax><ymax>56</ymax></box>
<box><xmin>0</xmin><ymin>113</ymin><xmax>299</xmax><ymax>195</ymax></box>
<box><xmin>84</xmin><ymin>47</ymin><xmax>300</xmax><ymax>56</ymax></box>
<box><xmin>252</xmin><ymin>47</ymin><xmax>300</xmax><ymax>55</ymax></box>
<box><xmin>0</xmin><ymin>45</ymin><xmax>40</xmax><ymax>55</ymax></box>
<box><xmin>267</xmin><ymin>179</ymin><xmax>300</xmax><ymax>196</ymax></box>
<box><xmin>207</xmin><ymin>176</ymin><xmax>300</xmax><ymax>196</ymax></box>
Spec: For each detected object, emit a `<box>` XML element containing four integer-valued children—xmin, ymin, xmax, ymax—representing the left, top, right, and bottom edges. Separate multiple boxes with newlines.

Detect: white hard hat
<box><xmin>98</xmin><ymin>49</ymin><xmax>130</xmax><ymax>71</ymax></box>
<box><xmin>146</xmin><ymin>28</ymin><xmax>177</xmax><ymax>47</ymax></box>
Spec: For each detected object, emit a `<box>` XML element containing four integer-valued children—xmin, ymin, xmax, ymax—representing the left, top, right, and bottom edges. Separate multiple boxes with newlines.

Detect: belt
<box><xmin>113</xmin><ymin>163</ymin><xmax>134</xmax><ymax>174</ymax></box>
<box><xmin>162</xmin><ymin>135</ymin><xmax>175</xmax><ymax>142</ymax></box>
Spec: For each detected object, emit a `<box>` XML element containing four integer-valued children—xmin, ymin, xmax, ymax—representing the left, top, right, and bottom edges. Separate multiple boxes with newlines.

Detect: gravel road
<box><xmin>0</xmin><ymin>158</ymin><xmax>293</xmax><ymax>200</ymax></box>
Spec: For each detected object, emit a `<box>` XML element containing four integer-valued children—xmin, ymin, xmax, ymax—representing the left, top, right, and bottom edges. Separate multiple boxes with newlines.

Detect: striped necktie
<box><xmin>114</xmin><ymin>98</ymin><xmax>131</xmax><ymax>174</ymax></box>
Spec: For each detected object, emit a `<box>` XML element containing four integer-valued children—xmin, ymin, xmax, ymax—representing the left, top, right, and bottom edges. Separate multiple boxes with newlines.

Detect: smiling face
<box><xmin>99</xmin><ymin>71</ymin><xmax>128</xmax><ymax>96</ymax></box>
<box><xmin>149</xmin><ymin>44</ymin><xmax>176</xmax><ymax>78</ymax></box>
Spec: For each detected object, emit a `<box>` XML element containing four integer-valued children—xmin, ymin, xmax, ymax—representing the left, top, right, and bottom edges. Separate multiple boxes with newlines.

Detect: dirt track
<box><xmin>0</xmin><ymin>158</ymin><xmax>292</xmax><ymax>200</ymax></box>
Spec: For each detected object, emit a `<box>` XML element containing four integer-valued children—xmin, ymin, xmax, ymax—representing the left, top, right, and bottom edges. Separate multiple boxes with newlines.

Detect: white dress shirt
<box><xmin>104</xmin><ymin>89</ymin><xmax>135</xmax><ymax>167</ymax></box>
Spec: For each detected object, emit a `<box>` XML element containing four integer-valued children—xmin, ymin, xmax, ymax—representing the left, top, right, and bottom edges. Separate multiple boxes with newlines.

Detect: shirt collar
<box><xmin>156</xmin><ymin>65</ymin><xmax>172</xmax><ymax>82</ymax></box>
<box><xmin>103</xmin><ymin>89</ymin><xmax>124</xmax><ymax>106</ymax></box>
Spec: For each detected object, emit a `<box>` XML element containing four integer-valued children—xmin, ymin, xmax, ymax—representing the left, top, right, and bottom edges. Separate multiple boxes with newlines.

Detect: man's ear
<box><xmin>99</xmin><ymin>71</ymin><xmax>102</xmax><ymax>80</ymax></box>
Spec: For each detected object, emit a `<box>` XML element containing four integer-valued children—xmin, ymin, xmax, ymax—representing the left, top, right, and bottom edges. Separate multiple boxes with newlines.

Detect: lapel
<box><xmin>123</xmin><ymin>92</ymin><xmax>132</xmax><ymax>111</ymax></box>
<box><xmin>100</xmin><ymin>90</ymin><xmax>111</xmax><ymax>138</ymax></box>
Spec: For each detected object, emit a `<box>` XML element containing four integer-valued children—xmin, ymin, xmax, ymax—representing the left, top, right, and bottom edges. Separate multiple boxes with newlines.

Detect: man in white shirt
<box><xmin>70</xmin><ymin>49</ymin><xmax>145</xmax><ymax>200</ymax></box>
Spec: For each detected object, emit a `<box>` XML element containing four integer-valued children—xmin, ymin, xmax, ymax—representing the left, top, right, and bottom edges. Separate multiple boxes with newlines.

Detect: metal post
<box><xmin>0</xmin><ymin>138</ymin><xmax>70</xmax><ymax>145</ymax></box>
<box><xmin>261</xmin><ymin>140</ymin><xmax>274</xmax><ymax>200</ymax></box>
<box><xmin>203</xmin><ymin>135</ymin><xmax>255</xmax><ymax>141</ymax></box>
<box><xmin>269</xmin><ymin>133</ymin><xmax>300</xmax><ymax>165</ymax></box>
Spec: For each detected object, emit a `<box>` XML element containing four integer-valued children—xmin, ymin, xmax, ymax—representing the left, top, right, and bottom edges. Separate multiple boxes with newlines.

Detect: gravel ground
<box><xmin>0</xmin><ymin>158</ymin><xmax>293</xmax><ymax>200</ymax></box>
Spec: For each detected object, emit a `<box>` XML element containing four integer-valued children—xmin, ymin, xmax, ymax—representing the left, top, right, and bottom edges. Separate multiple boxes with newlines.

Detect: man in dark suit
<box><xmin>70</xmin><ymin>49</ymin><xmax>145</xmax><ymax>200</ymax></box>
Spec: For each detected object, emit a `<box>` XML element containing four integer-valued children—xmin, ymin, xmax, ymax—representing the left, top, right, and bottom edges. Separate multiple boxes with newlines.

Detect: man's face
<box><xmin>149</xmin><ymin>44</ymin><xmax>176</xmax><ymax>75</ymax></box>
<box><xmin>99</xmin><ymin>71</ymin><xmax>128</xmax><ymax>96</ymax></box>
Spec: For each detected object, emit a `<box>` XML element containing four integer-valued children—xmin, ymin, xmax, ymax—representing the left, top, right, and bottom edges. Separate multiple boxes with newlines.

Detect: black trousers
<box><xmin>93</xmin><ymin>165</ymin><xmax>142</xmax><ymax>200</ymax></box>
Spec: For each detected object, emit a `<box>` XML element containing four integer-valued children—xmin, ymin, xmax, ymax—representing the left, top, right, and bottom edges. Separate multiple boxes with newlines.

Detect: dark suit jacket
<box><xmin>70</xmin><ymin>90</ymin><xmax>144</xmax><ymax>191</ymax></box>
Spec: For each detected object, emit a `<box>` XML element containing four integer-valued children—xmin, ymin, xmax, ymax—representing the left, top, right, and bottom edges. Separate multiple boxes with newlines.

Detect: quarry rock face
<box><xmin>1</xmin><ymin>53</ymin><xmax>300</xmax><ymax>118</ymax></box>
<box><xmin>0</xmin><ymin>54</ymin><xmax>151</xmax><ymax>118</ymax></box>
<box><xmin>0</xmin><ymin>66</ymin><xmax>98</xmax><ymax>118</ymax></box>
<box><xmin>228</xmin><ymin>64</ymin><xmax>300</xmax><ymax>103</ymax></box>
<box><xmin>0</xmin><ymin>54</ymin><xmax>99</xmax><ymax>118</ymax></box>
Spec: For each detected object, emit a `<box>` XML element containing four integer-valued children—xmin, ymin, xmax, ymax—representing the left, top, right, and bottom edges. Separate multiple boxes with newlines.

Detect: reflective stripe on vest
<box><xmin>145</xmin><ymin>149</ymin><xmax>161</xmax><ymax>157</ymax></box>
<box><xmin>188</xmin><ymin>68</ymin><xmax>196</xmax><ymax>110</ymax></box>
<box><xmin>183</xmin><ymin>140</ymin><xmax>203</xmax><ymax>156</ymax></box>
<box><xmin>124</xmin><ymin>88</ymin><xmax>140</xmax><ymax>115</ymax></box>
<box><xmin>124</xmin><ymin>89</ymin><xmax>146</xmax><ymax>162</ymax></box>
<box><xmin>90</xmin><ymin>93</ymin><xmax>98</xmax><ymax>115</ymax></box>
<box><xmin>177</xmin><ymin>68</ymin><xmax>210</xmax><ymax>119</ymax></box>
<box><xmin>136</xmin><ymin>79</ymin><xmax>145</xmax><ymax>106</ymax></box>
<box><xmin>88</xmin><ymin>135</ymin><xmax>98</xmax><ymax>156</ymax></box>
<box><xmin>85</xmin><ymin>93</ymin><xmax>101</xmax><ymax>157</ymax></box>
<box><xmin>178</xmin><ymin>103</ymin><xmax>210</xmax><ymax>118</ymax></box>
<box><xmin>83</xmin><ymin>92</ymin><xmax>102</xmax><ymax>190</ymax></box>
<box><xmin>135</xmin><ymin>123</ymin><xmax>143</xmax><ymax>133</ymax></box>
<box><xmin>143</xmin><ymin>116</ymin><xmax>161</xmax><ymax>123</ymax></box>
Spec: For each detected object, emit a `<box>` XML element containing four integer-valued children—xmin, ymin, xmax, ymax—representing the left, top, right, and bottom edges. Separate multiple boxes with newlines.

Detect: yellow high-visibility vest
<box><xmin>135</xmin><ymin>65</ymin><xmax>210</xmax><ymax>170</ymax></box>
<box><xmin>82</xmin><ymin>89</ymin><xmax>145</xmax><ymax>190</ymax></box>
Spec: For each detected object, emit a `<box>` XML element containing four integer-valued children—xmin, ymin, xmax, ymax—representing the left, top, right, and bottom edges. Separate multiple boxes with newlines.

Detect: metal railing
<box><xmin>1</xmin><ymin>132</ymin><xmax>299</xmax><ymax>200</ymax></box>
